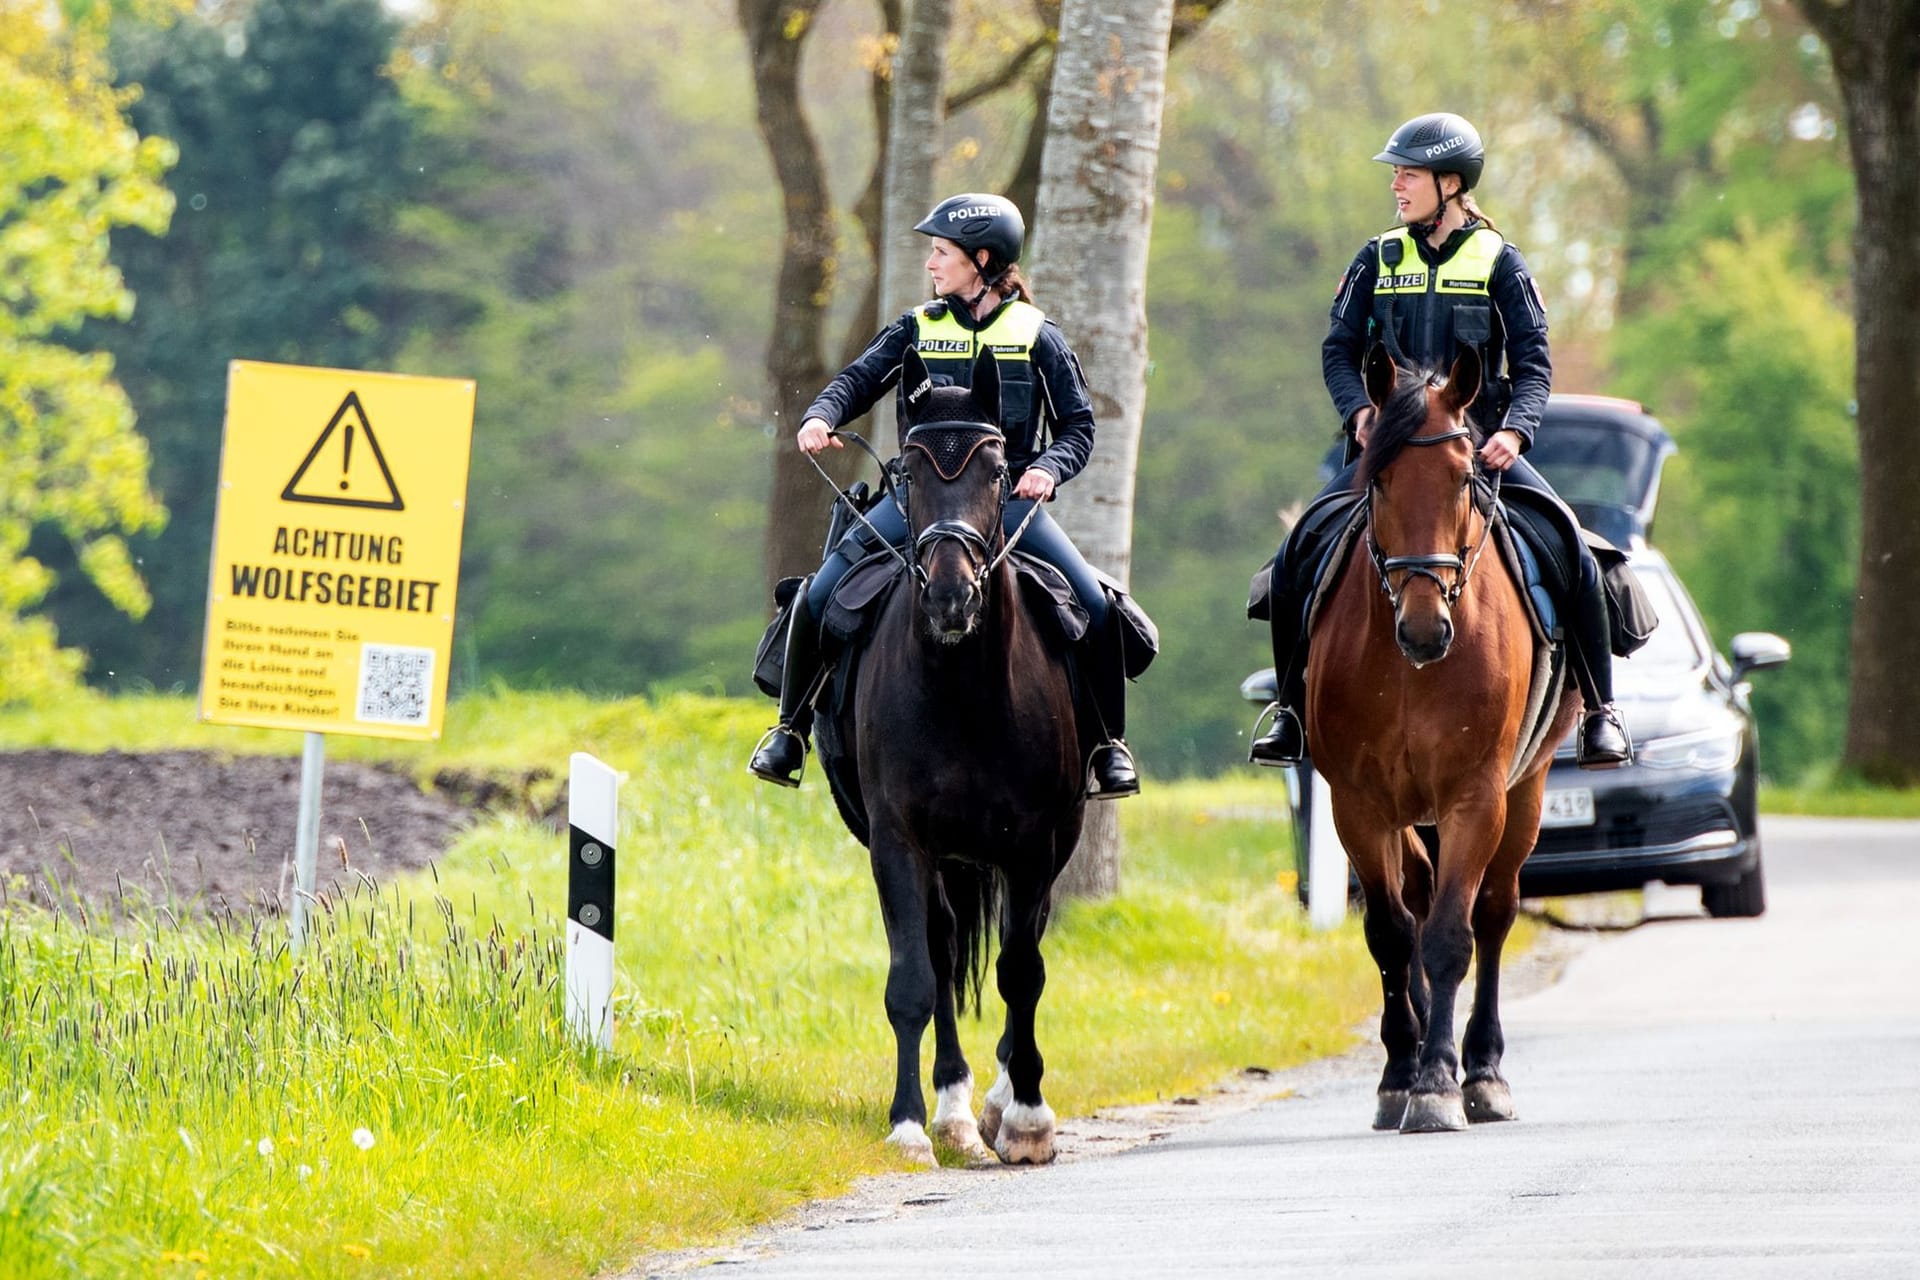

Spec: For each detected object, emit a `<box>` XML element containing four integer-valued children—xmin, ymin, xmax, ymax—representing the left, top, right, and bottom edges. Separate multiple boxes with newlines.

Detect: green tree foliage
<box><xmin>392</xmin><ymin>0</ymin><xmax>881</xmax><ymax>693</ymax></box>
<box><xmin>0</xmin><ymin>10</ymin><xmax>172</xmax><ymax>703</ymax></box>
<box><xmin>39</xmin><ymin>0</ymin><xmax>420</xmax><ymax>690</ymax></box>
<box><xmin>1536</xmin><ymin>0</ymin><xmax>1857</xmax><ymax>775</ymax></box>
<box><xmin>1612</xmin><ymin>224</ymin><xmax>1856</xmax><ymax>768</ymax></box>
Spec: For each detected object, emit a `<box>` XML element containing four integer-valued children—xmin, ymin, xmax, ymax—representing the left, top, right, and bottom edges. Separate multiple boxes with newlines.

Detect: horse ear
<box><xmin>901</xmin><ymin>347</ymin><xmax>934</xmax><ymax>426</ymax></box>
<box><xmin>970</xmin><ymin>348</ymin><xmax>1002</xmax><ymax>425</ymax></box>
<box><xmin>1444</xmin><ymin>344</ymin><xmax>1483</xmax><ymax>414</ymax></box>
<box><xmin>1363</xmin><ymin>341</ymin><xmax>1397</xmax><ymax>410</ymax></box>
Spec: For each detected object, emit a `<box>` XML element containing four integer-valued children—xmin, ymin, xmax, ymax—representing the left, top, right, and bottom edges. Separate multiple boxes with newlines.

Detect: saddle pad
<box><xmin>1011</xmin><ymin>552</ymin><xmax>1091</xmax><ymax>649</ymax></box>
<box><xmin>1492</xmin><ymin>514</ymin><xmax>1559</xmax><ymax>646</ymax></box>
<box><xmin>822</xmin><ymin>552</ymin><xmax>906</xmax><ymax>643</ymax></box>
<box><xmin>1301</xmin><ymin>502</ymin><xmax>1371</xmax><ymax>636</ymax></box>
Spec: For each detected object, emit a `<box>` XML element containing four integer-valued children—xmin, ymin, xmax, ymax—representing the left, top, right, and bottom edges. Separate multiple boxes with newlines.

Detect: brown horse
<box><xmin>1308</xmin><ymin>342</ymin><xmax>1579</xmax><ymax>1133</ymax></box>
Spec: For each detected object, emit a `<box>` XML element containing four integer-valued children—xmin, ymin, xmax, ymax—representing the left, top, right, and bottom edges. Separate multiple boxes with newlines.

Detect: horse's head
<box><xmin>1356</xmin><ymin>342</ymin><xmax>1484</xmax><ymax>667</ymax></box>
<box><xmin>899</xmin><ymin>346</ymin><xmax>1010</xmax><ymax>643</ymax></box>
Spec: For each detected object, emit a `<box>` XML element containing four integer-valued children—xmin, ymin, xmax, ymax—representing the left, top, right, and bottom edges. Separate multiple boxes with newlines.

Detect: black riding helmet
<box><xmin>1374</xmin><ymin>113</ymin><xmax>1485</xmax><ymax>192</ymax></box>
<box><xmin>914</xmin><ymin>192</ymin><xmax>1025</xmax><ymax>281</ymax></box>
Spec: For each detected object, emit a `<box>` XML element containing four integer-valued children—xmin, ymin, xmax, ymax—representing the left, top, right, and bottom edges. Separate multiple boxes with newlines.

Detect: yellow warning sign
<box><xmin>199</xmin><ymin>361</ymin><xmax>476</xmax><ymax>741</ymax></box>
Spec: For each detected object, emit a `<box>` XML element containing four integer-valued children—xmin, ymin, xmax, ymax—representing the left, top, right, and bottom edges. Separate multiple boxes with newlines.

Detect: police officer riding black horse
<box><xmin>1249</xmin><ymin>112</ymin><xmax>1634</xmax><ymax>772</ymax></box>
<box><xmin>749</xmin><ymin>192</ymin><xmax>1141</xmax><ymax>799</ymax></box>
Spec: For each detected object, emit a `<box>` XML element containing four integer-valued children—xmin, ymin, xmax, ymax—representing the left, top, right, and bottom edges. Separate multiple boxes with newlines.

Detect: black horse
<box><xmin>815</xmin><ymin>347</ymin><xmax>1086</xmax><ymax>1166</ymax></box>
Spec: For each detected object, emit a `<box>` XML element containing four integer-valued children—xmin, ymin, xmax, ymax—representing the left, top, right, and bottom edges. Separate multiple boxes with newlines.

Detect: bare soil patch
<box><xmin>0</xmin><ymin>748</ymin><xmax>480</xmax><ymax>917</ymax></box>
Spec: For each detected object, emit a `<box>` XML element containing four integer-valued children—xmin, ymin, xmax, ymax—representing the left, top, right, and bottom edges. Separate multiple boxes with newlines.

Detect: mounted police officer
<box><xmin>748</xmin><ymin>192</ymin><xmax>1141</xmax><ymax>798</ymax></box>
<box><xmin>1249</xmin><ymin>113</ymin><xmax>1634</xmax><ymax>770</ymax></box>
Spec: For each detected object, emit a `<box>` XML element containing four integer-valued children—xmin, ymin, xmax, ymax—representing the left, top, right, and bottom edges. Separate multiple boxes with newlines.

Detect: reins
<box><xmin>805</xmin><ymin>425</ymin><xmax>1039</xmax><ymax>592</ymax></box>
<box><xmin>1366</xmin><ymin>425</ymin><xmax>1500</xmax><ymax>610</ymax></box>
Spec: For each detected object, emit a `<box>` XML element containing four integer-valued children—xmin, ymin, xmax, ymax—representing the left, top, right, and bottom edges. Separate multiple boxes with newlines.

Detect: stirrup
<box><xmin>1087</xmin><ymin>739</ymin><xmax>1140</xmax><ymax>800</ymax></box>
<box><xmin>747</xmin><ymin>724</ymin><xmax>807</xmax><ymax>788</ymax></box>
<box><xmin>1247</xmin><ymin>702</ymin><xmax>1304</xmax><ymax>767</ymax></box>
<box><xmin>1575</xmin><ymin>706</ymin><xmax>1632</xmax><ymax>771</ymax></box>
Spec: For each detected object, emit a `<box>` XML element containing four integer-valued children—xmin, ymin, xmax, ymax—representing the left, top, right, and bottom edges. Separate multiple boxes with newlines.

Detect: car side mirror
<box><xmin>1729</xmin><ymin>632</ymin><xmax>1791</xmax><ymax>683</ymax></box>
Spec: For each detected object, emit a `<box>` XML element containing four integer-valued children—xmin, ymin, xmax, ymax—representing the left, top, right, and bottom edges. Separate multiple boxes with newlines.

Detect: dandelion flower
<box><xmin>351</xmin><ymin>1127</ymin><xmax>375</xmax><ymax>1151</ymax></box>
<box><xmin>342</xmin><ymin>1243</ymin><xmax>372</xmax><ymax>1259</ymax></box>
<box><xmin>256</xmin><ymin>1137</ymin><xmax>275</xmax><ymax>1157</ymax></box>
<box><xmin>1212</xmin><ymin>990</ymin><xmax>1233</xmax><ymax>1006</ymax></box>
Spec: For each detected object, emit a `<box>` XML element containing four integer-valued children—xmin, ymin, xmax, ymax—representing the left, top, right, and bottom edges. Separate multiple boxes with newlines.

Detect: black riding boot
<box><xmin>1568</xmin><ymin>559</ymin><xmax>1631</xmax><ymax>770</ymax></box>
<box><xmin>748</xmin><ymin>592</ymin><xmax>827</xmax><ymax>787</ymax></box>
<box><xmin>1083</xmin><ymin>612</ymin><xmax>1140</xmax><ymax>800</ymax></box>
<box><xmin>1249</xmin><ymin>569</ymin><xmax>1306</xmax><ymax>767</ymax></box>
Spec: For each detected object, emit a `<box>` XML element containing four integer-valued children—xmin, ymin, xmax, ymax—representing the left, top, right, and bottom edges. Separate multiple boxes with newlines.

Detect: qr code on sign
<box><xmin>356</xmin><ymin>644</ymin><xmax>434</xmax><ymax>726</ymax></box>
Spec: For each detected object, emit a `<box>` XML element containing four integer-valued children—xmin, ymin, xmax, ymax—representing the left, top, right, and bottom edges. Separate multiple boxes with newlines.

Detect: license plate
<box><xmin>1541</xmin><ymin>787</ymin><xmax>1595</xmax><ymax>828</ymax></box>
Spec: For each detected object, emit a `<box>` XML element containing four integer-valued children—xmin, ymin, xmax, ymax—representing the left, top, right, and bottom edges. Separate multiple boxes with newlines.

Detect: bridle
<box><xmin>1365</xmin><ymin>424</ymin><xmax>1498</xmax><ymax>611</ymax></box>
<box><xmin>902</xmin><ymin>421</ymin><xmax>1042</xmax><ymax>587</ymax></box>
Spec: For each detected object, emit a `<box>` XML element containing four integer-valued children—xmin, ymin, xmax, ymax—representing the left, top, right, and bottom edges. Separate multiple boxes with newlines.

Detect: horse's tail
<box><xmin>937</xmin><ymin>858</ymin><xmax>1000</xmax><ymax>1017</ymax></box>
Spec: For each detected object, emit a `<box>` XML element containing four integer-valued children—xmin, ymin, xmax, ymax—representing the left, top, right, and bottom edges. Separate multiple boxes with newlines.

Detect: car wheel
<box><xmin>1701</xmin><ymin>851</ymin><xmax>1766</xmax><ymax>919</ymax></box>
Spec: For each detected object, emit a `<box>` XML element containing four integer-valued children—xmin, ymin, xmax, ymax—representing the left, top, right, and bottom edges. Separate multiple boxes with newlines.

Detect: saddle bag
<box><xmin>751</xmin><ymin>575</ymin><xmax>806</xmax><ymax>698</ymax></box>
<box><xmin>1584</xmin><ymin>529</ymin><xmax>1659</xmax><ymax>657</ymax></box>
<box><xmin>1246</xmin><ymin>562</ymin><xmax>1273</xmax><ymax>622</ymax></box>
<box><xmin>1093</xmin><ymin>568</ymin><xmax>1160</xmax><ymax>679</ymax></box>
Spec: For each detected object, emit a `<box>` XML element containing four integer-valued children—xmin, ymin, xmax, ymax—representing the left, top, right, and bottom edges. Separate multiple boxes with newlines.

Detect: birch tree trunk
<box><xmin>1027</xmin><ymin>0</ymin><xmax>1176</xmax><ymax>898</ymax></box>
<box><xmin>881</xmin><ymin>0</ymin><xmax>952</xmax><ymax>323</ymax></box>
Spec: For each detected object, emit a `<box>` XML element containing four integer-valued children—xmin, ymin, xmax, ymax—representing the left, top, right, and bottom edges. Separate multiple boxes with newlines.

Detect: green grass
<box><xmin>1761</xmin><ymin>770</ymin><xmax>1920</xmax><ymax>818</ymax></box>
<box><xmin>0</xmin><ymin>691</ymin><xmax>1379</xmax><ymax>1278</ymax></box>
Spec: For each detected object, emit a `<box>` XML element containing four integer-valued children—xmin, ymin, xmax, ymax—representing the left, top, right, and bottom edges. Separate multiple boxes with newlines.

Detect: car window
<box><xmin>1527</xmin><ymin>420</ymin><xmax>1663</xmax><ymax>510</ymax></box>
<box><xmin>1623</xmin><ymin>564</ymin><xmax>1706</xmax><ymax>671</ymax></box>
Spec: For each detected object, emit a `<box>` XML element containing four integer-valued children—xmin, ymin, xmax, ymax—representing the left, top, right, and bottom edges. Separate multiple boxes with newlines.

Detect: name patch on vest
<box><xmin>918</xmin><ymin>339</ymin><xmax>972</xmax><ymax>353</ymax></box>
<box><xmin>1441</xmin><ymin>277</ymin><xmax>1488</xmax><ymax>291</ymax></box>
<box><xmin>985</xmin><ymin>343</ymin><xmax>1028</xmax><ymax>356</ymax></box>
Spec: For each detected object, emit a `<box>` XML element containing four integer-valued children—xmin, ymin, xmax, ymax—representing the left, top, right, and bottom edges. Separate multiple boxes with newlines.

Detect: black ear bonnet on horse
<box><xmin>902</xmin><ymin>348</ymin><xmax>1005</xmax><ymax>481</ymax></box>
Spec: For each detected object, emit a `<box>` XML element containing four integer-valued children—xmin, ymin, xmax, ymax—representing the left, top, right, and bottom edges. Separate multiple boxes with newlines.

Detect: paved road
<box><xmin>649</xmin><ymin>817</ymin><xmax>1920</xmax><ymax>1278</ymax></box>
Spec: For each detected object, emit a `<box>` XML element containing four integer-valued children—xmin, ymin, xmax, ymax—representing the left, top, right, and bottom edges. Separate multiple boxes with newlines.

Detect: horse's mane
<box><xmin>1354</xmin><ymin>365</ymin><xmax>1482</xmax><ymax>491</ymax></box>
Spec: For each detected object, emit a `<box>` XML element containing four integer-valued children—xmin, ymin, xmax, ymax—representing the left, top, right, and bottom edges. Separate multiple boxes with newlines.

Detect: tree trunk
<box><xmin>740</xmin><ymin>0</ymin><xmax>855</xmax><ymax>594</ymax></box>
<box><xmin>1796</xmin><ymin>0</ymin><xmax>1920</xmax><ymax>784</ymax></box>
<box><xmin>1028</xmin><ymin>0</ymin><xmax>1176</xmax><ymax>897</ymax></box>
<box><xmin>881</xmin><ymin>0</ymin><xmax>951</xmax><ymax>321</ymax></box>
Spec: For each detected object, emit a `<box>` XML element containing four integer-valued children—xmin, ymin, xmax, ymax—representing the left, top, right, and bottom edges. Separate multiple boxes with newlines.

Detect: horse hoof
<box><xmin>979</xmin><ymin>1066</ymin><xmax>1013</xmax><ymax>1147</ymax></box>
<box><xmin>1373</xmin><ymin>1090</ymin><xmax>1410</xmax><ymax>1131</ymax></box>
<box><xmin>992</xmin><ymin>1101</ymin><xmax>1057</xmax><ymax>1165</ymax></box>
<box><xmin>886</xmin><ymin>1121</ymin><xmax>938</xmax><ymax>1167</ymax></box>
<box><xmin>931</xmin><ymin>1116</ymin><xmax>996</xmax><ymax>1165</ymax></box>
<box><xmin>1400</xmin><ymin>1091</ymin><xmax>1469</xmax><ymax>1134</ymax></box>
<box><xmin>1463</xmin><ymin>1078</ymin><xmax>1516</xmax><ymax>1124</ymax></box>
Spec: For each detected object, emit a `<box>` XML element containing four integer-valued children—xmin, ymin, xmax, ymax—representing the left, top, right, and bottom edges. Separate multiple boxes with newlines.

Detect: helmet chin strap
<box><xmin>1408</xmin><ymin>177</ymin><xmax>1461</xmax><ymax>240</ymax></box>
<box><xmin>942</xmin><ymin>256</ymin><xmax>994</xmax><ymax>313</ymax></box>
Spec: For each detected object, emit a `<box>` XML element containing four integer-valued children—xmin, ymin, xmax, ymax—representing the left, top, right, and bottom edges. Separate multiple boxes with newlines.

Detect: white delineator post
<box><xmin>565</xmin><ymin>753</ymin><xmax>620</xmax><ymax>1049</ymax></box>
<box><xmin>1306</xmin><ymin>765</ymin><xmax>1348</xmax><ymax>931</ymax></box>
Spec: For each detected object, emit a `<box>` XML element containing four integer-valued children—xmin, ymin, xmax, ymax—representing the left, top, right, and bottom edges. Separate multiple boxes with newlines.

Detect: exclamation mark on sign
<box><xmin>341</xmin><ymin>422</ymin><xmax>354</xmax><ymax>490</ymax></box>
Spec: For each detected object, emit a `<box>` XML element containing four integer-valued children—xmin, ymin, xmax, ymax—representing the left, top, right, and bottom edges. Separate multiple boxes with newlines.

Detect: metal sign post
<box><xmin>290</xmin><ymin>731</ymin><xmax>326</xmax><ymax>950</ymax></box>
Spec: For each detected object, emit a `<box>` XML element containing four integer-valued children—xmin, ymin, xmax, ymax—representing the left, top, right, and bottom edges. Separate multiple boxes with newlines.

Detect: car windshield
<box><xmin>1619</xmin><ymin>564</ymin><xmax>1706</xmax><ymax>679</ymax></box>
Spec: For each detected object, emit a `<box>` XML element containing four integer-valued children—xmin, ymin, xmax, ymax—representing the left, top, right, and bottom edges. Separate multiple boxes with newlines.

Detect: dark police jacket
<box><xmin>803</xmin><ymin>298</ymin><xmax>1097</xmax><ymax>485</ymax></box>
<box><xmin>1322</xmin><ymin>222</ymin><xmax>1553</xmax><ymax>450</ymax></box>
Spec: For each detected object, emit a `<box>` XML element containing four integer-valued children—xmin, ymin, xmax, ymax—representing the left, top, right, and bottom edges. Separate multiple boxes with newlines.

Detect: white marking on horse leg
<box><xmin>992</xmin><ymin>1100</ymin><xmax>1057</xmax><ymax>1165</ymax></box>
<box><xmin>979</xmin><ymin>1062</ymin><xmax>1013</xmax><ymax>1147</ymax></box>
<box><xmin>930</xmin><ymin>1076</ymin><xmax>993</xmax><ymax>1162</ymax></box>
<box><xmin>886</xmin><ymin>1120</ymin><xmax>937</xmax><ymax>1167</ymax></box>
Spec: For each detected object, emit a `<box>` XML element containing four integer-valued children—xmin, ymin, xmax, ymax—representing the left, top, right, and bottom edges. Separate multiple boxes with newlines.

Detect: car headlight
<box><xmin>1635</xmin><ymin>725</ymin><xmax>1744</xmax><ymax>771</ymax></box>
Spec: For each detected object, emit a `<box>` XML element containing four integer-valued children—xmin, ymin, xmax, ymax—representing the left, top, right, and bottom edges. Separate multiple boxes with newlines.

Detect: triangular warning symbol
<box><xmin>282</xmin><ymin>391</ymin><xmax>405</xmax><ymax>510</ymax></box>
